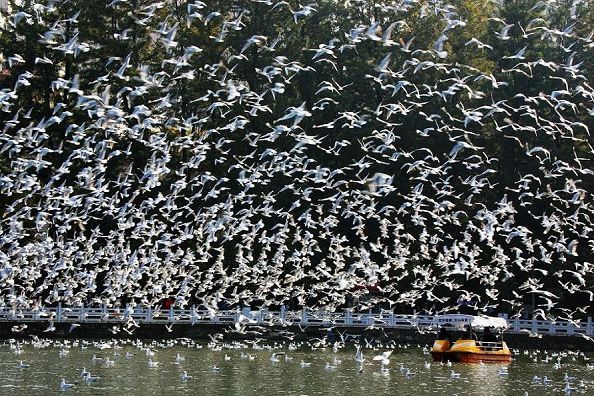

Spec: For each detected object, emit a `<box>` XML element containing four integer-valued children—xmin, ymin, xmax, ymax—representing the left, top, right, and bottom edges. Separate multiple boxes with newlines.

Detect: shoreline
<box><xmin>1</xmin><ymin>321</ymin><xmax>592</xmax><ymax>352</ymax></box>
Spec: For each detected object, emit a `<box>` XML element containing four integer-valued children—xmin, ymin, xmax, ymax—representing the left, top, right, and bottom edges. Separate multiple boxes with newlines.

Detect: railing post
<box><xmin>390</xmin><ymin>313</ymin><xmax>395</xmax><ymax>327</ymax></box>
<box><xmin>147</xmin><ymin>306</ymin><xmax>152</xmax><ymax>323</ymax></box>
<box><xmin>169</xmin><ymin>306</ymin><xmax>174</xmax><ymax>323</ymax></box>
<box><xmin>514</xmin><ymin>317</ymin><xmax>519</xmax><ymax>333</ymax></box>
<box><xmin>241</xmin><ymin>306</ymin><xmax>250</xmax><ymax>318</ymax></box>
<box><xmin>412</xmin><ymin>314</ymin><xmax>419</xmax><ymax>329</ymax></box>
<box><xmin>191</xmin><ymin>306</ymin><xmax>197</xmax><ymax>325</ymax></box>
<box><xmin>345</xmin><ymin>310</ymin><xmax>352</xmax><ymax>326</ymax></box>
<box><xmin>302</xmin><ymin>307</ymin><xmax>308</xmax><ymax>325</ymax></box>
<box><xmin>549</xmin><ymin>320</ymin><xmax>555</xmax><ymax>335</ymax></box>
<box><xmin>568</xmin><ymin>322</ymin><xmax>574</xmax><ymax>335</ymax></box>
<box><xmin>588</xmin><ymin>317</ymin><xmax>592</xmax><ymax>336</ymax></box>
<box><xmin>57</xmin><ymin>303</ymin><xmax>62</xmax><ymax>323</ymax></box>
<box><xmin>531</xmin><ymin>318</ymin><xmax>537</xmax><ymax>333</ymax></box>
<box><xmin>280</xmin><ymin>305</ymin><xmax>286</xmax><ymax>323</ymax></box>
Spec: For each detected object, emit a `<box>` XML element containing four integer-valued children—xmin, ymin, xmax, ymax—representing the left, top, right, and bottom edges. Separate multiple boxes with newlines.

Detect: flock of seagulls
<box><xmin>0</xmin><ymin>0</ymin><xmax>593</xmax><ymax>324</ymax></box>
<box><xmin>2</xmin><ymin>337</ymin><xmax>593</xmax><ymax>394</ymax></box>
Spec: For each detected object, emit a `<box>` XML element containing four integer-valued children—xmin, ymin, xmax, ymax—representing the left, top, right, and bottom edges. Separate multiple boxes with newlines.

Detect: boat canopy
<box><xmin>436</xmin><ymin>314</ymin><xmax>508</xmax><ymax>330</ymax></box>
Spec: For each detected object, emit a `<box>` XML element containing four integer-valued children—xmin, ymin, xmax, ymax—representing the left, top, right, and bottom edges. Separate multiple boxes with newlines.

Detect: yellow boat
<box><xmin>431</xmin><ymin>315</ymin><xmax>512</xmax><ymax>363</ymax></box>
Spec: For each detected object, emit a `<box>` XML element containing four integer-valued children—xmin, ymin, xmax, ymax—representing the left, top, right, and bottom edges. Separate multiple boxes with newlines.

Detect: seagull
<box><xmin>300</xmin><ymin>360</ymin><xmax>312</xmax><ymax>368</ymax></box>
<box><xmin>17</xmin><ymin>361</ymin><xmax>30</xmax><ymax>369</ymax></box>
<box><xmin>270</xmin><ymin>352</ymin><xmax>285</xmax><ymax>363</ymax></box>
<box><xmin>495</xmin><ymin>23</ymin><xmax>514</xmax><ymax>40</ymax></box>
<box><xmin>44</xmin><ymin>321</ymin><xmax>56</xmax><ymax>333</ymax></box>
<box><xmin>325</xmin><ymin>362</ymin><xmax>337</xmax><ymax>370</ymax></box>
<box><xmin>563</xmin><ymin>382</ymin><xmax>577</xmax><ymax>395</ymax></box>
<box><xmin>372</xmin><ymin>351</ymin><xmax>392</xmax><ymax>366</ymax></box>
<box><xmin>403</xmin><ymin>368</ymin><xmax>415</xmax><ymax>378</ymax></box>
<box><xmin>12</xmin><ymin>11</ymin><xmax>32</xmax><ymax>27</ymax></box>
<box><xmin>292</xmin><ymin>4</ymin><xmax>317</xmax><ymax>23</ymax></box>
<box><xmin>399</xmin><ymin>36</ymin><xmax>415</xmax><ymax>52</ymax></box>
<box><xmin>84</xmin><ymin>372</ymin><xmax>100</xmax><ymax>383</ymax></box>
<box><xmin>503</xmin><ymin>46</ymin><xmax>528</xmax><ymax>60</ymax></box>
<box><xmin>355</xmin><ymin>345</ymin><xmax>365</xmax><ymax>363</ymax></box>
<box><xmin>34</xmin><ymin>56</ymin><xmax>53</xmax><ymax>65</ymax></box>
<box><xmin>59</xmin><ymin>378</ymin><xmax>74</xmax><ymax>391</ymax></box>
<box><xmin>11</xmin><ymin>324</ymin><xmax>28</xmax><ymax>333</ymax></box>
<box><xmin>376</xmin><ymin>53</ymin><xmax>392</xmax><ymax>73</ymax></box>
<box><xmin>465</xmin><ymin>38</ymin><xmax>493</xmax><ymax>50</ymax></box>
<box><xmin>542</xmin><ymin>376</ymin><xmax>553</xmax><ymax>385</ymax></box>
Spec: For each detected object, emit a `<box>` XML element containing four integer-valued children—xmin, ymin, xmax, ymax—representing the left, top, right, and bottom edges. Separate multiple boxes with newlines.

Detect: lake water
<box><xmin>0</xmin><ymin>338</ymin><xmax>592</xmax><ymax>395</ymax></box>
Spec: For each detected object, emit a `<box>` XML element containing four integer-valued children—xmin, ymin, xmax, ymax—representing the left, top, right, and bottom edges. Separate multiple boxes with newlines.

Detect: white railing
<box><xmin>0</xmin><ymin>305</ymin><xmax>591</xmax><ymax>337</ymax></box>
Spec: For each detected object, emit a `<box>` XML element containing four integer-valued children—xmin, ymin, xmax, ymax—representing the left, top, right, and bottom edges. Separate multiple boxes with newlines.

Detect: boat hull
<box><xmin>430</xmin><ymin>339</ymin><xmax>512</xmax><ymax>363</ymax></box>
<box><xmin>431</xmin><ymin>351</ymin><xmax>511</xmax><ymax>363</ymax></box>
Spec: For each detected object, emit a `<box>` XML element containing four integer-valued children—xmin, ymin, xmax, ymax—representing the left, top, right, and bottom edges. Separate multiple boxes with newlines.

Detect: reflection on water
<box><xmin>0</xmin><ymin>339</ymin><xmax>592</xmax><ymax>395</ymax></box>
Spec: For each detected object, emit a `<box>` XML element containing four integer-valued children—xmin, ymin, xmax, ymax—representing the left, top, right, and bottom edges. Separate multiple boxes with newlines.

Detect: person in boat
<box><xmin>465</xmin><ymin>324</ymin><xmax>478</xmax><ymax>340</ymax></box>
<box><xmin>480</xmin><ymin>327</ymin><xmax>499</xmax><ymax>343</ymax></box>
<box><xmin>327</xmin><ymin>329</ymin><xmax>336</xmax><ymax>344</ymax></box>
<box><xmin>479</xmin><ymin>327</ymin><xmax>499</xmax><ymax>351</ymax></box>
<box><xmin>437</xmin><ymin>326</ymin><xmax>453</xmax><ymax>344</ymax></box>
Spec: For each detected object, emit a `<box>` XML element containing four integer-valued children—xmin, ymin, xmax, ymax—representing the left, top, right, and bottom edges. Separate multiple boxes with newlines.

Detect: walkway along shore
<box><xmin>1</xmin><ymin>305</ymin><xmax>593</xmax><ymax>351</ymax></box>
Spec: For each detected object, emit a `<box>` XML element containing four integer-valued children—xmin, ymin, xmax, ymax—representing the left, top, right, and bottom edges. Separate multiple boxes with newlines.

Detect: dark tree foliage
<box><xmin>0</xmin><ymin>0</ymin><xmax>592</xmax><ymax>321</ymax></box>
